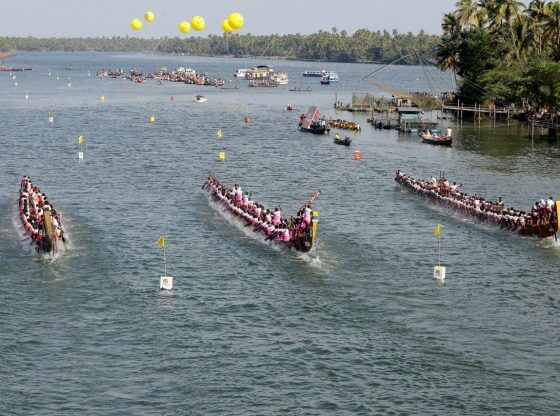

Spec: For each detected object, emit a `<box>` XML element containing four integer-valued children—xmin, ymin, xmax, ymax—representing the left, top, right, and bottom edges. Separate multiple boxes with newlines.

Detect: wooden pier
<box><xmin>442</xmin><ymin>101</ymin><xmax>512</xmax><ymax>119</ymax></box>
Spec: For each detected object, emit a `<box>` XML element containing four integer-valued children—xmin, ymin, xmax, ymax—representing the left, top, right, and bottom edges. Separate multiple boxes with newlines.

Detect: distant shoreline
<box><xmin>0</xmin><ymin>50</ymin><xmax>17</xmax><ymax>62</ymax></box>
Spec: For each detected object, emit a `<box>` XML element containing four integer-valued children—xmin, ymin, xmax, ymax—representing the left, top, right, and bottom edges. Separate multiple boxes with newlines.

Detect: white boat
<box><xmin>193</xmin><ymin>95</ymin><xmax>207</xmax><ymax>103</ymax></box>
<box><xmin>320</xmin><ymin>72</ymin><xmax>339</xmax><ymax>85</ymax></box>
<box><xmin>234</xmin><ymin>68</ymin><xmax>250</xmax><ymax>78</ymax></box>
<box><xmin>303</xmin><ymin>70</ymin><xmax>327</xmax><ymax>77</ymax></box>
<box><xmin>177</xmin><ymin>67</ymin><xmax>196</xmax><ymax>76</ymax></box>
<box><xmin>271</xmin><ymin>72</ymin><xmax>289</xmax><ymax>85</ymax></box>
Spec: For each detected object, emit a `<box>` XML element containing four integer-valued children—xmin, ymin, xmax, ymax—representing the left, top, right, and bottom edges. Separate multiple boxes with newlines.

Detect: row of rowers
<box><xmin>206</xmin><ymin>177</ymin><xmax>314</xmax><ymax>242</ymax></box>
<box><xmin>19</xmin><ymin>176</ymin><xmax>65</xmax><ymax>242</ymax></box>
<box><xmin>395</xmin><ymin>171</ymin><xmax>556</xmax><ymax>230</ymax></box>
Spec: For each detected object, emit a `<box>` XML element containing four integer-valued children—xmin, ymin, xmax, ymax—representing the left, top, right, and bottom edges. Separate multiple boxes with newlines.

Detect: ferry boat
<box><xmin>18</xmin><ymin>176</ymin><xmax>66</xmax><ymax>254</ymax></box>
<box><xmin>203</xmin><ymin>176</ymin><xmax>320</xmax><ymax>253</ymax></box>
<box><xmin>303</xmin><ymin>70</ymin><xmax>327</xmax><ymax>77</ymax></box>
<box><xmin>234</xmin><ymin>68</ymin><xmax>250</xmax><ymax>78</ymax></box>
<box><xmin>320</xmin><ymin>72</ymin><xmax>339</xmax><ymax>85</ymax></box>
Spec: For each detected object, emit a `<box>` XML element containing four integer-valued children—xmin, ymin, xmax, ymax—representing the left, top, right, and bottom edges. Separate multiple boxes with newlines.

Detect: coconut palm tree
<box><xmin>455</xmin><ymin>0</ymin><xmax>481</xmax><ymax>29</ymax></box>
<box><xmin>442</xmin><ymin>12</ymin><xmax>460</xmax><ymax>36</ymax></box>
<box><xmin>543</xmin><ymin>1</ymin><xmax>560</xmax><ymax>61</ymax></box>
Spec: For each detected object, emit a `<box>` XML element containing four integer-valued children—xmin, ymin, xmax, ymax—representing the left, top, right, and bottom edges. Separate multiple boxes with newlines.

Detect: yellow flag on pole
<box><xmin>78</xmin><ymin>135</ymin><xmax>84</xmax><ymax>144</ymax></box>
<box><xmin>434</xmin><ymin>224</ymin><xmax>444</xmax><ymax>237</ymax></box>
<box><xmin>156</xmin><ymin>236</ymin><xmax>165</xmax><ymax>248</ymax></box>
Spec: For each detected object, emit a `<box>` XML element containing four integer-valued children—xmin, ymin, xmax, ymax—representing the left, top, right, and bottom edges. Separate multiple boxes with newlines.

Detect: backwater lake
<box><xmin>1</xmin><ymin>52</ymin><xmax>559</xmax><ymax>415</ymax></box>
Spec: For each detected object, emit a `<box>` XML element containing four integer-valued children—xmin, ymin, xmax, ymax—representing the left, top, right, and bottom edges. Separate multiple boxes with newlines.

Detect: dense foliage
<box><xmin>438</xmin><ymin>0</ymin><xmax>560</xmax><ymax>113</ymax></box>
<box><xmin>0</xmin><ymin>29</ymin><xmax>440</xmax><ymax>64</ymax></box>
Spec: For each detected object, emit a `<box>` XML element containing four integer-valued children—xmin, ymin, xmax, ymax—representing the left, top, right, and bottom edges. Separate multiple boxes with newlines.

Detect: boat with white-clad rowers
<box><xmin>18</xmin><ymin>176</ymin><xmax>67</xmax><ymax>254</ymax></box>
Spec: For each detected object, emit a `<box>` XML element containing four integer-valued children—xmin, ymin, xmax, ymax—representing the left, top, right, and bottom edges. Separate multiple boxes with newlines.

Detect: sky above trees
<box><xmin>1</xmin><ymin>0</ymin><xmax>460</xmax><ymax>37</ymax></box>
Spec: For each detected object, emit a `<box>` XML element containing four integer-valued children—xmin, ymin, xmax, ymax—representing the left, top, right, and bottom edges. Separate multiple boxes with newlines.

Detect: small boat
<box><xmin>320</xmin><ymin>72</ymin><xmax>339</xmax><ymax>85</ymax></box>
<box><xmin>289</xmin><ymin>86</ymin><xmax>312</xmax><ymax>92</ymax></box>
<box><xmin>334</xmin><ymin>135</ymin><xmax>352</xmax><ymax>146</ymax></box>
<box><xmin>286</xmin><ymin>104</ymin><xmax>293</xmax><ymax>111</ymax></box>
<box><xmin>203</xmin><ymin>176</ymin><xmax>320</xmax><ymax>253</ymax></box>
<box><xmin>193</xmin><ymin>95</ymin><xmax>207</xmax><ymax>103</ymax></box>
<box><xmin>18</xmin><ymin>176</ymin><xmax>66</xmax><ymax>254</ymax></box>
<box><xmin>248</xmin><ymin>79</ymin><xmax>278</xmax><ymax>87</ymax></box>
<box><xmin>298</xmin><ymin>106</ymin><xmax>327</xmax><ymax>134</ymax></box>
<box><xmin>420</xmin><ymin>130</ymin><xmax>452</xmax><ymax>146</ymax></box>
<box><xmin>303</xmin><ymin>70</ymin><xmax>327</xmax><ymax>77</ymax></box>
<box><xmin>271</xmin><ymin>72</ymin><xmax>289</xmax><ymax>85</ymax></box>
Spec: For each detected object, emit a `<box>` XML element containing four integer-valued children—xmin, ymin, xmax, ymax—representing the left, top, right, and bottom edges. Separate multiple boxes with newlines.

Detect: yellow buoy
<box><xmin>78</xmin><ymin>135</ymin><xmax>84</xmax><ymax>144</ymax></box>
<box><xmin>222</xmin><ymin>19</ymin><xmax>233</xmax><ymax>33</ymax></box>
<box><xmin>131</xmin><ymin>18</ymin><xmax>143</xmax><ymax>30</ymax></box>
<box><xmin>144</xmin><ymin>11</ymin><xmax>155</xmax><ymax>22</ymax></box>
<box><xmin>228</xmin><ymin>12</ymin><xmax>244</xmax><ymax>30</ymax></box>
<box><xmin>191</xmin><ymin>16</ymin><xmax>205</xmax><ymax>31</ymax></box>
<box><xmin>150</xmin><ymin>116</ymin><xmax>156</xmax><ymax>123</ymax></box>
<box><xmin>219</xmin><ymin>151</ymin><xmax>226</xmax><ymax>161</ymax></box>
<box><xmin>217</xmin><ymin>130</ymin><xmax>223</xmax><ymax>138</ymax></box>
<box><xmin>179</xmin><ymin>21</ymin><xmax>191</xmax><ymax>34</ymax></box>
<box><xmin>101</xmin><ymin>95</ymin><xmax>105</xmax><ymax>102</ymax></box>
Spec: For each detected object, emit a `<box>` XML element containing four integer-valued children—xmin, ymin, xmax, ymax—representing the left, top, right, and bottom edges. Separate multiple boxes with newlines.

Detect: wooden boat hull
<box><xmin>422</xmin><ymin>137</ymin><xmax>452</xmax><ymax>146</ymax></box>
<box><xmin>334</xmin><ymin>137</ymin><xmax>352</xmax><ymax>146</ymax></box>
<box><xmin>299</xmin><ymin>126</ymin><xmax>326</xmax><ymax>135</ymax></box>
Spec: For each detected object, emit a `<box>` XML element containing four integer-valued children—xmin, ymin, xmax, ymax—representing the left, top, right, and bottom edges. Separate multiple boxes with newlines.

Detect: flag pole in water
<box><xmin>433</xmin><ymin>224</ymin><xmax>446</xmax><ymax>281</ymax></box>
<box><xmin>157</xmin><ymin>235</ymin><xmax>172</xmax><ymax>290</ymax></box>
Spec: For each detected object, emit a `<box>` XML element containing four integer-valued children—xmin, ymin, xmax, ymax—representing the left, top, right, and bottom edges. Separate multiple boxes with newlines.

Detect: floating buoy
<box><xmin>354</xmin><ymin>150</ymin><xmax>361</xmax><ymax>160</ymax></box>
<box><xmin>217</xmin><ymin>130</ymin><xmax>223</xmax><ymax>138</ymax></box>
<box><xmin>228</xmin><ymin>12</ymin><xmax>244</xmax><ymax>29</ymax></box>
<box><xmin>56</xmin><ymin>76</ymin><xmax>60</xmax><ymax>80</ymax></box>
<box><xmin>131</xmin><ymin>18</ymin><xmax>143</xmax><ymax>30</ymax></box>
<box><xmin>12</xmin><ymin>75</ymin><xmax>16</xmax><ymax>80</ymax></box>
<box><xmin>219</xmin><ymin>151</ymin><xmax>226</xmax><ymax>161</ymax></box>
<box><xmin>14</xmin><ymin>82</ymin><xmax>17</xmax><ymax>86</ymax></box>
<box><xmin>179</xmin><ymin>21</ymin><xmax>191</xmax><ymax>34</ymax></box>
<box><xmin>101</xmin><ymin>95</ymin><xmax>105</xmax><ymax>102</ymax></box>
<box><xmin>160</xmin><ymin>275</ymin><xmax>173</xmax><ymax>291</ymax></box>
<box><xmin>25</xmin><ymin>92</ymin><xmax>29</xmax><ymax>100</ymax></box>
<box><xmin>244</xmin><ymin>117</ymin><xmax>251</xmax><ymax>124</ymax></box>
<box><xmin>191</xmin><ymin>16</ymin><xmax>205</xmax><ymax>31</ymax></box>
<box><xmin>222</xmin><ymin>19</ymin><xmax>233</xmax><ymax>33</ymax></box>
<box><xmin>78</xmin><ymin>151</ymin><xmax>84</xmax><ymax>160</ymax></box>
<box><xmin>170</xmin><ymin>96</ymin><xmax>174</xmax><ymax>101</ymax></box>
<box><xmin>150</xmin><ymin>116</ymin><xmax>156</xmax><ymax>123</ymax></box>
<box><xmin>48</xmin><ymin>115</ymin><xmax>54</xmax><ymax>123</ymax></box>
<box><xmin>433</xmin><ymin>265</ymin><xmax>446</xmax><ymax>281</ymax></box>
<box><xmin>67</xmin><ymin>82</ymin><xmax>72</xmax><ymax>87</ymax></box>
<box><xmin>144</xmin><ymin>11</ymin><xmax>155</xmax><ymax>22</ymax></box>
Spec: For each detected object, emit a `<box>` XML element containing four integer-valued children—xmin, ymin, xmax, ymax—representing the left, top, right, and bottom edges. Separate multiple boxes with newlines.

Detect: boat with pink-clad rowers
<box><xmin>203</xmin><ymin>176</ymin><xmax>320</xmax><ymax>252</ymax></box>
<box><xmin>18</xmin><ymin>176</ymin><xmax>66</xmax><ymax>254</ymax></box>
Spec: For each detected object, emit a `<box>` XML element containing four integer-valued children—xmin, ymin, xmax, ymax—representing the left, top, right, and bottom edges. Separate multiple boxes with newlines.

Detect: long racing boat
<box><xmin>18</xmin><ymin>176</ymin><xmax>66</xmax><ymax>253</ymax></box>
<box><xmin>203</xmin><ymin>176</ymin><xmax>320</xmax><ymax>252</ymax></box>
<box><xmin>395</xmin><ymin>171</ymin><xmax>559</xmax><ymax>239</ymax></box>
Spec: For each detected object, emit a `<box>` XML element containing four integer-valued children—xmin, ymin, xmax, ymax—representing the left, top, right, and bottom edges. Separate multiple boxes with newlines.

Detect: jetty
<box><xmin>442</xmin><ymin>101</ymin><xmax>512</xmax><ymax>120</ymax></box>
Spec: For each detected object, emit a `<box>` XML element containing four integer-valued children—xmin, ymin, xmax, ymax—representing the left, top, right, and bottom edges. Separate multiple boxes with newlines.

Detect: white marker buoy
<box><xmin>48</xmin><ymin>116</ymin><xmax>54</xmax><ymax>123</ymax></box>
<box><xmin>160</xmin><ymin>275</ymin><xmax>173</xmax><ymax>291</ymax></box>
<box><xmin>433</xmin><ymin>265</ymin><xmax>446</xmax><ymax>281</ymax></box>
<box><xmin>78</xmin><ymin>152</ymin><xmax>84</xmax><ymax>160</ymax></box>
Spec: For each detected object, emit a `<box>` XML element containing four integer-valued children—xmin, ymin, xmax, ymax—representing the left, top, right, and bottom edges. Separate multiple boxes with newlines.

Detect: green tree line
<box><xmin>0</xmin><ymin>28</ymin><xmax>440</xmax><ymax>64</ymax></box>
<box><xmin>438</xmin><ymin>0</ymin><xmax>560</xmax><ymax>115</ymax></box>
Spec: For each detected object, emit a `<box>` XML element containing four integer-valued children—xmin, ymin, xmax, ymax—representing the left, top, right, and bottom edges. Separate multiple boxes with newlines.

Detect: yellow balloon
<box><xmin>144</xmin><ymin>11</ymin><xmax>155</xmax><ymax>22</ymax></box>
<box><xmin>131</xmin><ymin>18</ymin><xmax>143</xmax><ymax>30</ymax></box>
<box><xmin>222</xmin><ymin>19</ymin><xmax>233</xmax><ymax>33</ymax></box>
<box><xmin>191</xmin><ymin>16</ymin><xmax>205</xmax><ymax>31</ymax></box>
<box><xmin>179</xmin><ymin>21</ymin><xmax>191</xmax><ymax>34</ymax></box>
<box><xmin>228</xmin><ymin>13</ymin><xmax>244</xmax><ymax>30</ymax></box>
